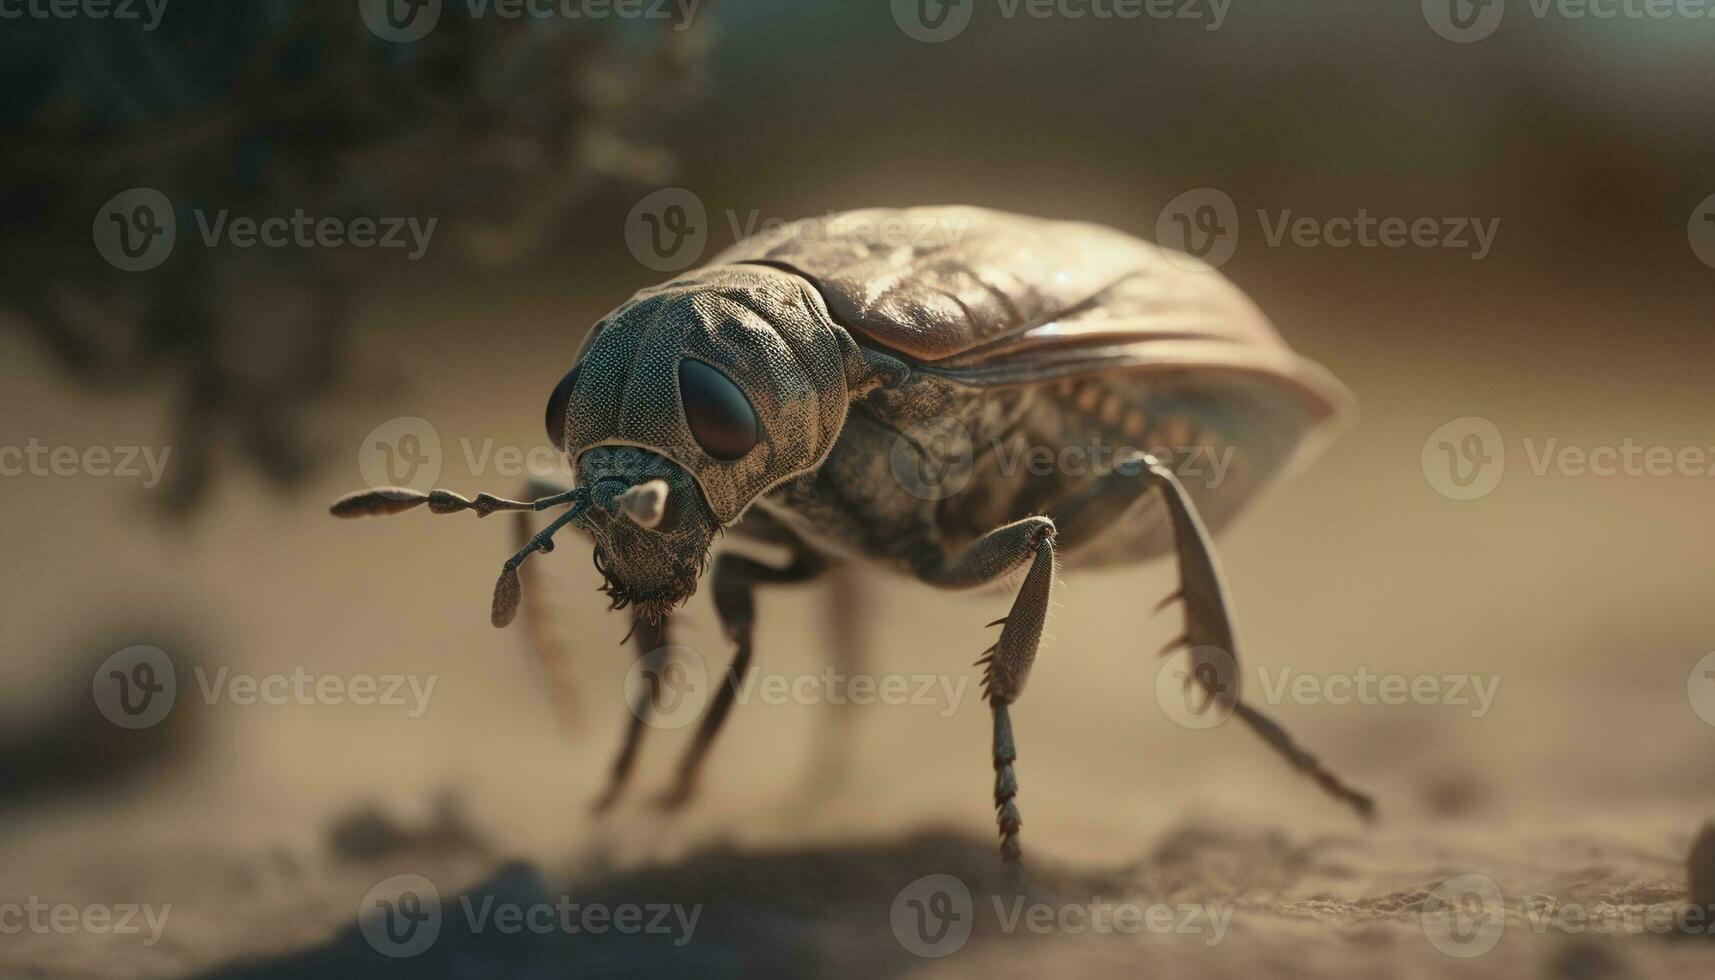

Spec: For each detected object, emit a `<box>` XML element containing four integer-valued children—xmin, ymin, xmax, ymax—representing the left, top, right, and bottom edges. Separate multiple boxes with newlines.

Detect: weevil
<box><xmin>332</xmin><ymin>206</ymin><xmax>1374</xmax><ymax>863</ymax></box>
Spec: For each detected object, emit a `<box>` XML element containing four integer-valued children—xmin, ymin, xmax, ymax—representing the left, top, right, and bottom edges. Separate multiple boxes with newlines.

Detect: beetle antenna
<box><xmin>330</xmin><ymin>485</ymin><xmax>593</xmax><ymax>629</ymax></box>
<box><xmin>491</xmin><ymin>493</ymin><xmax>592</xmax><ymax>628</ymax></box>
<box><xmin>330</xmin><ymin>485</ymin><xmax>587</xmax><ymax>519</ymax></box>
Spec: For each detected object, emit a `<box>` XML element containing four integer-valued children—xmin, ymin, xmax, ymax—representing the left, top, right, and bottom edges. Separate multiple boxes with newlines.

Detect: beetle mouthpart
<box><xmin>615</xmin><ymin>480</ymin><xmax>669</xmax><ymax>530</ymax></box>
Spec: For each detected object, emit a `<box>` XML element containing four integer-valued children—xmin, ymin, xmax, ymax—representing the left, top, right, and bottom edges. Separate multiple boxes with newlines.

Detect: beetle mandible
<box><xmin>332</xmin><ymin>206</ymin><xmax>1374</xmax><ymax>864</ymax></box>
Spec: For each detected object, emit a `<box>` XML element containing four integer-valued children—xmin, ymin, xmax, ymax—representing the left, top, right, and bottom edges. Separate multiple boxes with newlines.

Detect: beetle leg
<box><xmin>918</xmin><ymin>516</ymin><xmax>1058</xmax><ymax>866</ymax></box>
<box><xmin>592</xmin><ymin>613</ymin><xmax>672</xmax><ymax>812</ymax></box>
<box><xmin>791</xmin><ymin>564</ymin><xmax>868</xmax><ymax>810</ymax></box>
<box><xmin>1054</xmin><ymin>455</ymin><xmax>1375</xmax><ymax>821</ymax></box>
<box><xmin>654</xmin><ymin>540</ymin><xmax>827</xmax><ymax>810</ymax></box>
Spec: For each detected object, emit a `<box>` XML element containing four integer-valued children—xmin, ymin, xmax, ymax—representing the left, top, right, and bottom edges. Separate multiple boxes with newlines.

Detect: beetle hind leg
<box><xmin>1056</xmin><ymin>455</ymin><xmax>1376</xmax><ymax>821</ymax></box>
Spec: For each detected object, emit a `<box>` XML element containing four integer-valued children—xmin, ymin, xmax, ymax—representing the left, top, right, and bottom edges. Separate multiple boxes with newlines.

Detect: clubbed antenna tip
<box><xmin>330</xmin><ymin>487</ymin><xmax>429</xmax><ymax>518</ymax></box>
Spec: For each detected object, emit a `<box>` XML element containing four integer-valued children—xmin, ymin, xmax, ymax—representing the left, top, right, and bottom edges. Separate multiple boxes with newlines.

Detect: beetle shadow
<box><xmin>192</xmin><ymin>832</ymin><xmax>1057</xmax><ymax>980</ymax></box>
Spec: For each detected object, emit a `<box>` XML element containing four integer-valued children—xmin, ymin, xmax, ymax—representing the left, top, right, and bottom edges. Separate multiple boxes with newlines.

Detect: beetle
<box><xmin>332</xmin><ymin>206</ymin><xmax>1374</xmax><ymax>864</ymax></box>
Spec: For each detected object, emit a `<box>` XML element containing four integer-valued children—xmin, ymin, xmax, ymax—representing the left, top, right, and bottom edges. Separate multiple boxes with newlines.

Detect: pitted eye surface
<box><xmin>544</xmin><ymin>363</ymin><xmax>580</xmax><ymax>449</ymax></box>
<box><xmin>678</xmin><ymin>358</ymin><xmax>758</xmax><ymax>460</ymax></box>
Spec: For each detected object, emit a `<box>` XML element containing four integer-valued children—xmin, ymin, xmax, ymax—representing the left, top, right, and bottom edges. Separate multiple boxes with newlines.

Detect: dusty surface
<box><xmin>4</xmin><ymin>264</ymin><xmax>1715</xmax><ymax>979</ymax></box>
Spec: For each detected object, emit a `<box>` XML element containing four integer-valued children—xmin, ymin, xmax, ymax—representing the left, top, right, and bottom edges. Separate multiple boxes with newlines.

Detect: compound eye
<box><xmin>544</xmin><ymin>363</ymin><xmax>580</xmax><ymax>449</ymax></box>
<box><xmin>678</xmin><ymin>358</ymin><xmax>757</xmax><ymax>461</ymax></box>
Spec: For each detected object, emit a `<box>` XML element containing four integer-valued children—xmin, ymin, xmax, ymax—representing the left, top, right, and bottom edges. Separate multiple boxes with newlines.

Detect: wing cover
<box><xmin>714</xmin><ymin>207</ymin><xmax>1351</xmax><ymax>484</ymax></box>
<box><xmin>713</xmin><ymin>205</ymin><xmax>1348</xmax><ymax>419</ymax></box>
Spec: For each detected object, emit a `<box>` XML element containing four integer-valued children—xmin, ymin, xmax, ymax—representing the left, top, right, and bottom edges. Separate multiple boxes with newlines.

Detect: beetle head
<box><xmin>575</xmin><ymin>445</ymin><xmax>715</xmax><ymax>623</ymax></box>
<box><xmin>551</xmin><ymin>264</ymin><xmax>874</xmax><ymax>525</ymax></box>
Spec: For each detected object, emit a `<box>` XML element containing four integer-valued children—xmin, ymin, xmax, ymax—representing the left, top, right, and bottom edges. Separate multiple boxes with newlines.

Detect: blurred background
<box><xmin>2</xmin><ymin>1</ymin><xmax>1713</xmax><ymax>976</ymax></box>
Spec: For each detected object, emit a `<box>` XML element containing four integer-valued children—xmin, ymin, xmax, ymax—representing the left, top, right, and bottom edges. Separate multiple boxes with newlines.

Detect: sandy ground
<box><xmin>4</xmin><ymin>269</ymin><xmax>1715</xmax><ymax>978</ymax></box>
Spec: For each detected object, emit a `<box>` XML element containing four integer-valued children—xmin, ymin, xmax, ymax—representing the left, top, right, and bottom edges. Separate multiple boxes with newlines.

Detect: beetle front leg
<box><xmin>591</xmin><ymin>612</ymin><xmax>673</xmax><ymax>812</ymax></box>
<box><xmin>655</xmin><ymin>543</ymin><xmax>826</xmax><ymax>810</ymax></box>
<box><xmin>918</xmin><ymin>516</ymin><xmax>1058</xmax><ymax>866</ymax></box>
<box><xmin>510</xmin><ymin>478</ymin><xmax>669</xmax><ymax>813</ymax></box>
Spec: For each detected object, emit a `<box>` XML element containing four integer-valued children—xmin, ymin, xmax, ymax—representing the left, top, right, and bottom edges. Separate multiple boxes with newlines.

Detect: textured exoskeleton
<box><xmin>333</xmin><ymin>206</ymin><xmax>1373</xmax><ymax>864</ymax></box>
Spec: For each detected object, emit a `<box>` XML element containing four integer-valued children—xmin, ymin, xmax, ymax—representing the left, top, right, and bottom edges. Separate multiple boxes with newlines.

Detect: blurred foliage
<box><xmin>0</xmin><ymin>0</ymin><xmax>712</xmax><ymax>513</ymax></box>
